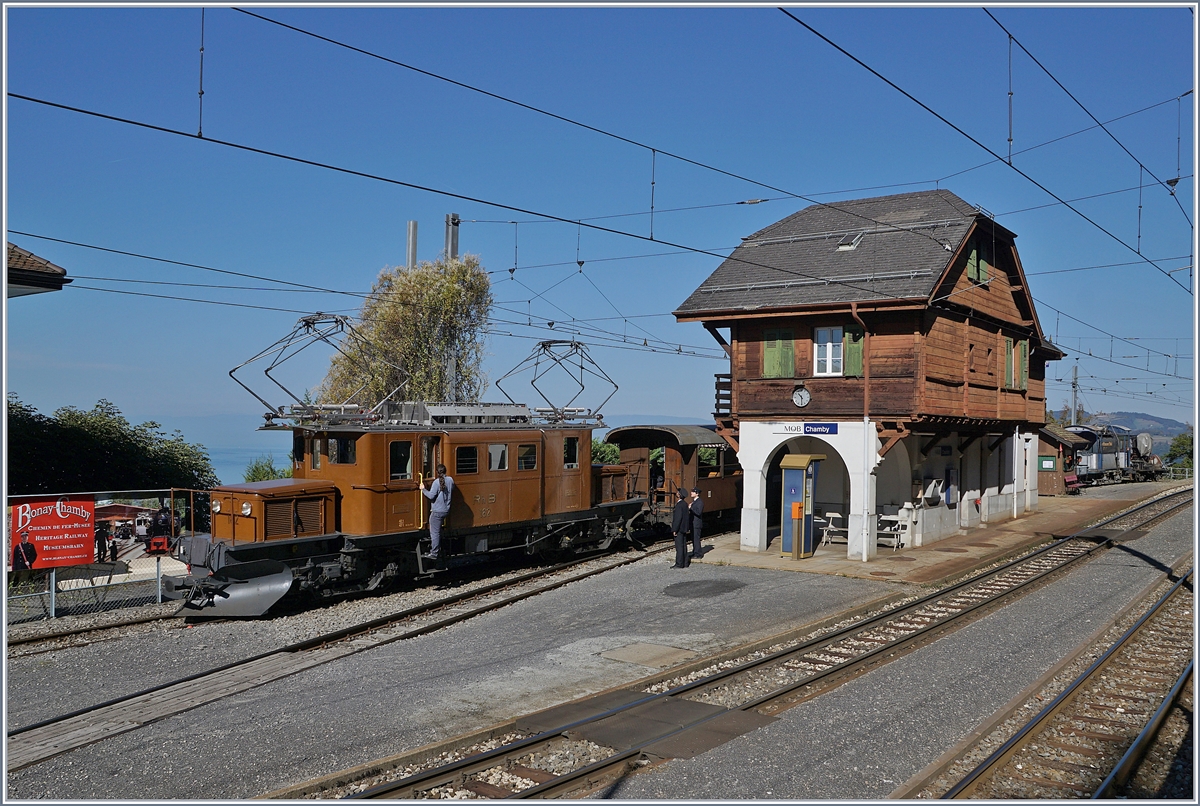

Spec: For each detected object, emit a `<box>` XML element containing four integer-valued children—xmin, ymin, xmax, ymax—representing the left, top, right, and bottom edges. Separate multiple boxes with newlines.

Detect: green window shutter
<box><xmin>763</xmin><ymin>329</ymin><xmax>779</xmax><ymax>378</ymax></box>
<box><xmin>1019</xmin><ymin>340</ymin><xmax>1029</xmax><ymax>390</ymax></box>
<box><xmin>967</xmin><ymin>239</ymin><xmax>979</xmax><ymax>282</ymax></box>
<box><xmin>979</xmin><ymin>239</ymin><xmax>990</xmax><ymax>282</ymax></box>
<box><xmin>1004</xmin><ymin>337</ymin><xmax>1014</xmax><ymax>388</ymax></box>
<box><xmin>779</xmin><ymin>329</ymin><xmax>794</xmax><ymax>378</ymax></box>
<box><xmin>843</xmin><ymin>325</ymin><xmax>864</xmax><ymax>377</ymax></box>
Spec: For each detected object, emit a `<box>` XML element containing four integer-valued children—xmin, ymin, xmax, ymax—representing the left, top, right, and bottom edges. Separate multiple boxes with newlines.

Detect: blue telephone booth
<box><xmin>780</xmin><ymin>453</ymin><xmax>825</xmax><ymax>559</ymax></box>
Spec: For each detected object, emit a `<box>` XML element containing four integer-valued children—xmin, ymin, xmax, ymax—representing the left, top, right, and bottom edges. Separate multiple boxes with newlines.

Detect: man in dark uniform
<box><xmin>11</xmin><ymin>531</ymin><xmax>37</xmax><ymax>587</ymax></box>
<box><xmin>689</xmin><ymin>487</ymin><xmax>704</xmax><ymax>560</ymax></box>
<box><xmin>670</xmin><ymin>489</ymin><xmax>690</xmax><ymax>568</ymax></box>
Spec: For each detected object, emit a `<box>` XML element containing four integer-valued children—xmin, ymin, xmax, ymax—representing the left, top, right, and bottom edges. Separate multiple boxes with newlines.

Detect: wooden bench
<box><xmin>1063</xmin><ymin>473</ymin><xmax>1084</xmax><ymax>495</ymax></box>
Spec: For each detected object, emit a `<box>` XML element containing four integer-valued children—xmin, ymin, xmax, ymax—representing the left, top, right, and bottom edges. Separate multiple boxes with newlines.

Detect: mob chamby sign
<box><xmin>10</xmin><ymin>496</ymin><xmax>96</xmax><ymax>568</ymax></box>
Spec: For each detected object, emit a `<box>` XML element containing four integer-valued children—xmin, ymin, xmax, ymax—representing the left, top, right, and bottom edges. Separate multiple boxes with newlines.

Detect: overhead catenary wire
<box><xmin>937</xmin><ymin>94</ymin><xmax>1187</xmax><ymax>185</ymax></box>
<box><xmin>209</xmin><ymin>9</ymin><xmax>1046</xmax><ymax>264</ymax></box>
<box><xmin>983</xmin><ymin>8</ymin><xmax>1193</xmax><ymax>230</ymax></box>
<box><xmin>16</xmin><ymin>229</ymin><xmax>723</xmax><ymax>358</ymax></box>
<box><xmin>778</xmin><ymin>8</ymin><xmax>1192</xmax><ymax>296</ymax></box>
<box><xmin>8</xmin><ymin>93</ymin><xmax>986</xmax><ymax>309</ymax></box>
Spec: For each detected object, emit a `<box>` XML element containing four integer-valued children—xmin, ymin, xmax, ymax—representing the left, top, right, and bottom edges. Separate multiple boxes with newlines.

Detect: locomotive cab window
<box><xmin>517</xmin><ymin>444</ymin><xmax>538</xmax><ymax>471</ymax></box>
<box><xmin>293</xmin><ymin>432</ymin><xmax>305</xmax><ymax>467</ymax></box>
<box><xmin>390</xmin><ymin>440</ymin><xmax>413</xmax><ymax>480</ymax></box>
<box><xmin>311</xmin><ymin>437</ymin><xmax>324</xmax><ymax>470</ymax></box>
<box><xmin>329</xmin><ymin>436</ymin><xmax>357</xmax><ymax>465</ymax></box>
<box><xmin>421</xmin><ymin>436</ymin><xmax>440</xmax><ymax>478</ymax></box>
<box><xmin>456</xmin><ymin>445</ymin><xmax>479</xmax><ymax>474</ymax></box>
<box><xmin>563</xmin><ymin>436</ymin><xmax>580</xmax><ymax>469</ymax></box>
<box><xmin>488</xmin><ymin>444</ymin><xmax>508</xmax><ymax>471</ymax></box>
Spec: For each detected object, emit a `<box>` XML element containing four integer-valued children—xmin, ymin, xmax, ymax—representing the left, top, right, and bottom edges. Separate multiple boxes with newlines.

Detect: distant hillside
<box><xmin>1087</xmin><ymin>411</ymin><xmax>1191</xmax><ymax>437</ymax></box>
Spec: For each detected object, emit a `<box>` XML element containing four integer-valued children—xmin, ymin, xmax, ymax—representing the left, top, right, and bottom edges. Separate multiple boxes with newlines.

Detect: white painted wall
<box><xmin>737</xmin><ymin>419</ymin><xmax>879</xmax><ymax>559</ymax></box>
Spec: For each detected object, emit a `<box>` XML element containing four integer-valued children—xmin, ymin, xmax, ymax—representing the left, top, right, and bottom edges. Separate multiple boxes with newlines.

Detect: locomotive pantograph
<box><xmin>164</xmin><ymin>315</ymin><xmax>645</xmax><ymax>618</ymax></box>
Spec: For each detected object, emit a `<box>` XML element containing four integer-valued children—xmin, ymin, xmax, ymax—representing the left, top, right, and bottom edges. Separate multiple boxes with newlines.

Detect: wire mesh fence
<box><xmin>6</xmin><ymin>488</ymin><xmax>207</xmax><ymax>625</ymax></box>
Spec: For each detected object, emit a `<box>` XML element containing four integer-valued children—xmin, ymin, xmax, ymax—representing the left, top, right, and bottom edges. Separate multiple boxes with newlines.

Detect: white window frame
<box><xmin>814</xmin><ymin>327</ymin><xmax>843</xmax><ymax>376</ymax></box>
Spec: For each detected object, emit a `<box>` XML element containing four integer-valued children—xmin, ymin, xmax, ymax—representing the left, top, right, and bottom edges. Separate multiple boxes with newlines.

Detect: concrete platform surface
<box><xmin>693</xmin><ymin>480</ymin><xmax>1191</xmax><ymax>585</ymax></box>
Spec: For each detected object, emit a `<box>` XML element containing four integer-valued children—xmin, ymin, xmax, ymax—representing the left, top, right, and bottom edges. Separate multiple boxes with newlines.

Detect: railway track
<box><xmin>4</xmin><ymin>545</ymin><xmax>670</xmax><ymax>773</ymax></box>
<box><xmin>939</xmin><ymin>570</ymin><xmax>1194</xmax><ymax>799</ymax></box>
<box><xmin>316</xmin><ymin>490</ymin><xmax>1192</xmax><ymax>799</ymax></box>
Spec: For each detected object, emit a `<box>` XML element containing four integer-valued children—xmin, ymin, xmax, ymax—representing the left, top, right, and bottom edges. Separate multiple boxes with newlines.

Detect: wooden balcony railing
<box><xmin>714</xmin><ymin>373</ymin><xmax>732</xmax><ymax>417</ymax></box>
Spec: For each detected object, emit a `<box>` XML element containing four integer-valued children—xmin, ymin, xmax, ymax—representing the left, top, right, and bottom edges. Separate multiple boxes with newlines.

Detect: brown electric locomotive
<box><xmin>166</xmin><ymin>402</ymin><xmax>644</xmax><ymax>617</ymax></box>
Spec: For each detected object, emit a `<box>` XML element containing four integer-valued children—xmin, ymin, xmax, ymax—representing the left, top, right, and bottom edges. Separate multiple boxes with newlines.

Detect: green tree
<box><xmin>6</xmin><ymin>395</ymin><xmax>219</xmax><ymax>495</ymax></box>
<box><xmin>1165</xmin><ymin>427</ymin><xmax>1193</xmax><ymax>468</ymax></box>
<box><xmin>319</xmin><ymin>255</ymin><xmax>492</xmax><ymax>405</ymax></box>
<box><xmin>244</xmin><ymin>454</ymin><xmax>293</xmax><ymax>482</ymax></box>
<box><xmin>1047</xmin><ymin>402</ymin><xmax>1091</xmax><ymax>427</ymax></box>
<box><xmin>592</xmin><ymin>438</ymin><xmax>620</xmax><ymax>465</ymax></box>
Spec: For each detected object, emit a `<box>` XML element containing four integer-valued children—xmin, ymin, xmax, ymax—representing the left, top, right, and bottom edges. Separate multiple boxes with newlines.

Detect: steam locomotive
<box><xmin>1066</xmin><ymin>424</ymin><xmax>1165</xmax><ymax>485</ymax></box>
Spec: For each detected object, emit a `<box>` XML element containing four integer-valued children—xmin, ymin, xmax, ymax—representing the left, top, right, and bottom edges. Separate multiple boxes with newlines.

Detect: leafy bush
<box><xmin>244</xmin><ymin>454</ymin><xmax>293</xmax><ymax>482</ymax></box>
<box><xmin>591</xmin><ymin>438</ymin><xmax>619</xmax><ymax>465</ymax></box>
<box><xmin>7</xmin><ymin>394</ymin><xmax>219</xmax><ymax>495</ymax></box>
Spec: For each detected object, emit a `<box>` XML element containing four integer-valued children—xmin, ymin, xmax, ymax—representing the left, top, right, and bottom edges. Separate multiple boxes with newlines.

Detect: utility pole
<box><xmin>445</xmin><ymin>213</ymin><xmax>460</xmax><ymax>261</ymax></box>
<box><xmin>1071</xmin><ymin>363</ymin><xmax>1078</xmax><ymax>426</ymax></box>
<box><xmin>406</xmin><ymin>220</ymin><xmax>418</xmax><ymax>270</ymax></box>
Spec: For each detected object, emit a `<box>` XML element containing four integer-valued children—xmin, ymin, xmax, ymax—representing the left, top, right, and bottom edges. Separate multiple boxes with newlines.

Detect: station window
<box><xmin>563</xmin><ymin>436</ymin><xmax>580</xmax><ymax>469</ymax></box>
<box><xmin>488</xmin><ymin>444</ymin><xmax>508</xmax><ymax>471</ymax></box>
<box><xmin>311</xmin><ymin>437</ymin><xmax>323</xmax><ymax>470</ymax></box>
<box><xmin>517</xmin><ymin>444</ymin><xmax>538</xmax><ymax>471</ymax></box>
<box><xmin>390</xmin><ymin>440</ymin><xmax>413</xmax><ymax>480</ymax></box>
<box><xmin>456</xmin><ymin>445</ymin><xmax>479</xmax><ymax>475</ymax></box>
<box><xmin>329</xmin><ymin>436</ymin><xmax>357</xmax><ymax>465</ymax></box>
<box><xmin>967</xmin><ymin>234</ymin><xmax>993</xmax><ymax>284</ymax></box>
<box><xmin>762</xmin><ymin>329</ymin><xmax>794</xmax><ymax>379</ymax></box>
<box><xmin>814</xmin><ymin>327</ymin><xmax>843</xmax><ymax>376</ymax></box>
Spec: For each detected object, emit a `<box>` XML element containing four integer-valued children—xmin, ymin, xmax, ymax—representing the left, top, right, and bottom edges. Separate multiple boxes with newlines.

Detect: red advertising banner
<box><xmin>9</xmin><ymin>496</ymin><xmax>96</xmax><ymax>569</ymax></box>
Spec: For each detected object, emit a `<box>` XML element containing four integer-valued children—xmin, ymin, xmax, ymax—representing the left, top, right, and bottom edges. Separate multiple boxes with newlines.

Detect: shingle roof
<box><xmin>675</xmin><ymin>189</ymin><xmax>990</xmax><ymax>317</ymax></box>
<box><xmin>1040</xmin><ymin>422</ymin><xmax>1090</xmax><ymax>447</ymax></box>
<box><xmin>8</xmin><ymin>242</ymin><xmax>68</xmax><ymax>277</ymax></box>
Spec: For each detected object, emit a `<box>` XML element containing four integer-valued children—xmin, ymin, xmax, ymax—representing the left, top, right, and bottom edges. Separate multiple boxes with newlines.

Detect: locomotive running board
<box><xmin>175</xmin><ymin>559</ymin><xmax>295</xmax><ymax>618</ymax></box>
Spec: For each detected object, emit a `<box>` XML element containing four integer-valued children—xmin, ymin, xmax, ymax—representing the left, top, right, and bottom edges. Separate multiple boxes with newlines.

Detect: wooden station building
<box><xmin>675</xmin><ymin>190</ymin><xmax>1063</xmax><ymax>559</ymax></box>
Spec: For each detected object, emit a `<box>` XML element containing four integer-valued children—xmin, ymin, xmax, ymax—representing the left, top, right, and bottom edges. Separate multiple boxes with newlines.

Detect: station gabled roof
<box><xmin>674</xmin><ymin>189</ymin><xmax>1006</xmax><ymax>318</ymax></box>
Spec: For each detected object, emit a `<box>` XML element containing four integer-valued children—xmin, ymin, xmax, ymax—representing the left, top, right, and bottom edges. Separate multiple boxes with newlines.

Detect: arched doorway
<box><xmin>764</xmin><ymin>436</ymin><xmax>850</xmax><ymax>541</ymax></box>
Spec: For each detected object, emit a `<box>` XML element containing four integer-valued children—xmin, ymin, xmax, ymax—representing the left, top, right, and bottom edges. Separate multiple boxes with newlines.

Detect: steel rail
<box><xmin>1092</xmin><ymin>658</ymin><xmax>1194</xmax><ymax>798</ymax></box>
<box><xmin>941</xmin><ymin>568</ymin><xmax>1195</xmax><ymax>799</ymax></box>
<box><xmin>7</xmin><ymin>546</ymin><xmax>668</xmax><ymax>741</ymax></box>
<box><xmin>349</xmin><ymin>490</ymin><xmax>1191</xmax><ymax>799</ymax></box>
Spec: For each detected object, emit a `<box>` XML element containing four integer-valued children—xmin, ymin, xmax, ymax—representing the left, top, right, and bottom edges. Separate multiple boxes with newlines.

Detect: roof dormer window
<box><xmin>836</xmin><ymin>231</ymin><xmax>865</xmax><ymax>251</ymax></box>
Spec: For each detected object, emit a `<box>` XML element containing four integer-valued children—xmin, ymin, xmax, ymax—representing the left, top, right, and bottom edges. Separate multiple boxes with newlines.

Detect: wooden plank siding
<box><xmin>943</xmin><ymin>239</ymin><xmax>1030</xmax><ymax>324</ymax></box>
<box><xmin>726</xmin><ymin>302</ymin><xmax>1047</xmax><ymax>426</ymax></box>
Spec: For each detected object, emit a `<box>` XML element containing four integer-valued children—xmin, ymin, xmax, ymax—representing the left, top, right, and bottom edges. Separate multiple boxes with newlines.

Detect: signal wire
<box><xmin>7</xmin><ymin>92</ymin><xmax>976</xmax><ymax>308</ymax></box>
<box><xmin>777</xmin><ymin>8</ymin><xmax>1192</xmax><ymax>296</ymax></box>
<box><xmin>15</xmin><ymin>229</ymin><xmax>710</xmax><ymax>353</ymax></box>
<box><xmin>983</xmin><ymin>8</ymin><xmax>1193</xmax><ymax>229</ymax></box>
<box><xmin>223</xmin><ymin>9</ymin><xmax>1013</xmax><ymax>261</ymax></box>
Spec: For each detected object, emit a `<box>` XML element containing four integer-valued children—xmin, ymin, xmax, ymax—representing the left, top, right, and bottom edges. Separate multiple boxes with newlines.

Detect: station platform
<box><xmin>693</xmin><ymin>481</ymin><xmax>1191</xmax><ymax>586</ymax></box>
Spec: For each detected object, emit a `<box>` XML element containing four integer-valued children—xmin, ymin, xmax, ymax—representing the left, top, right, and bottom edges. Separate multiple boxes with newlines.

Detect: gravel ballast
<box><xmin>6</xmin><ymin>547</ymin><xmax>896</xmax><ymax>799</ymax></box>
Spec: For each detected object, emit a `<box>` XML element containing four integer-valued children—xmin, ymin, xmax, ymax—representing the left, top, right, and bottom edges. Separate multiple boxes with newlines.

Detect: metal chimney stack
<box><xmin>445</xmin><ymin>213</ymin><xmax>460</xmax><ymax>260</ymax></box>
<box><xmin>406</xmin><ymin>220</ymin><xmax>418</xmax><ymax>270</ymax></box>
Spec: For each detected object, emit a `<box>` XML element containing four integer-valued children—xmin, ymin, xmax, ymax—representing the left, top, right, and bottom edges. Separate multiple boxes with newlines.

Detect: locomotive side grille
<box><xmin>295</xmin><ymin>498</ymin><xmax>322</xmax><ymax>535</ymax></box>
<box><xmin>264</xmin><ymin>501</ymin><xmax>293</xmax><ymax>538</ymax></box>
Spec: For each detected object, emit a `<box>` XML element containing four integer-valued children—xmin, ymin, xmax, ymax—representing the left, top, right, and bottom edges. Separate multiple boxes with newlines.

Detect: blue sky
<box><xmin>5</xmin><ymin>5</ymin><xmax>1196</xmax><ymax>483</ymax></box>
